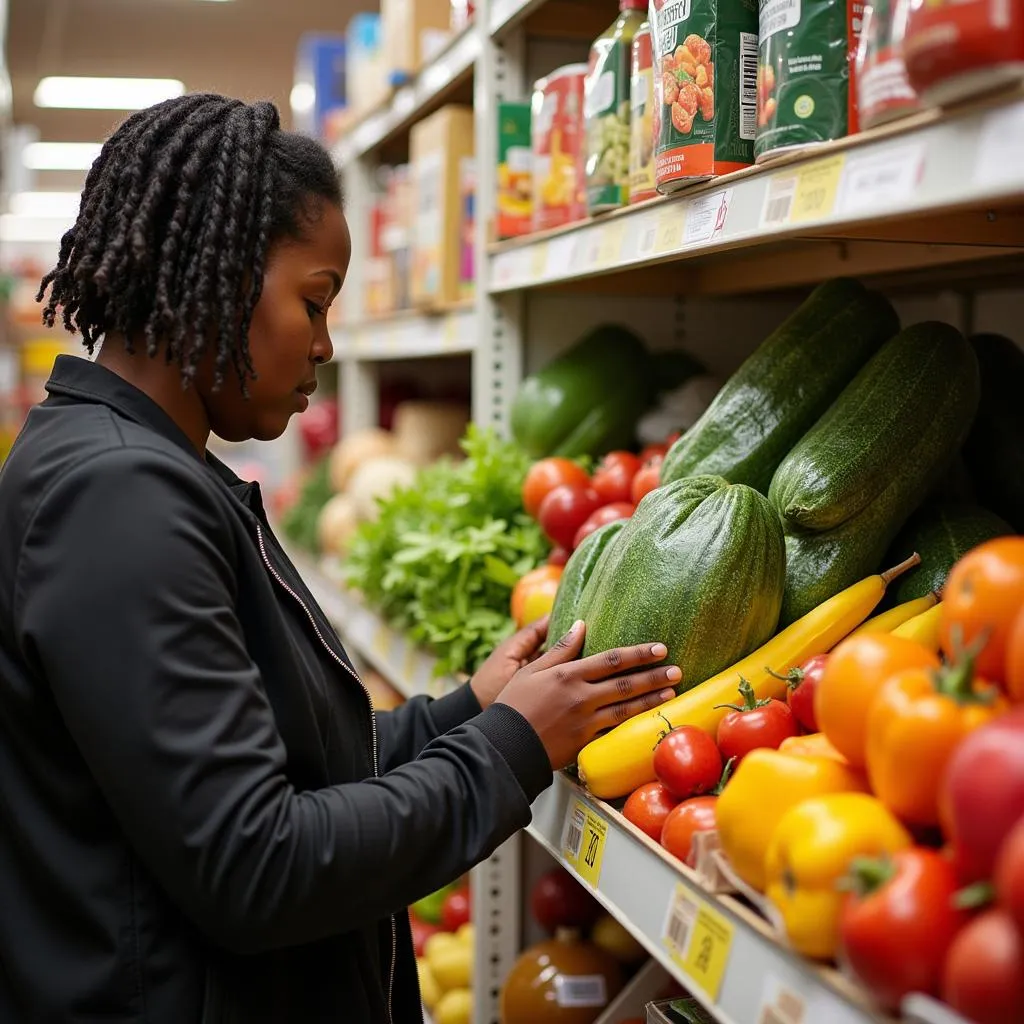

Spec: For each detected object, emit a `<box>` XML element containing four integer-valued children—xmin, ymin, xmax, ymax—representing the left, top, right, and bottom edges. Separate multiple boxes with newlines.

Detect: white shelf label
<box><xmin>757</xmin><ymin>976</ymin><xmax>807</xmax><ymax>1024</ymax></box>
<box><xmin>554</xmin><ymin>974</ymin><xmax>608</xmax><ymax>1008</ymax></box>
<box><xmin>684</xmin><ymin>188</ymin><xmax>733</xmax><ymax>246</ymax></box>
<box><xmin>836</xmin><ymin>144</ymin><xmax>925</xmax><ymax>217</ymax></box>
<box><xmin>974</xmin><ymin>103</ymin><xmax>1024</xmax><ymax>190</ymax></box>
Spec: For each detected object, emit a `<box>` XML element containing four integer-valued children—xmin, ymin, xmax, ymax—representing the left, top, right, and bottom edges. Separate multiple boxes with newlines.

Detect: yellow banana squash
<box><xmin>892</xmin><ymin>601</ymin><xmax>943</xmax><ymax>652</ymax></box>
<box><xmin>849</xmin><ymin>591</ymin><xmax>938</xmax><ymax>637</ymax></box>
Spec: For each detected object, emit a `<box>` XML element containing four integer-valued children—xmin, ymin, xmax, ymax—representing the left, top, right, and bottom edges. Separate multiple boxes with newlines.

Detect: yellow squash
<box><xmin>577</xmin><ymin>557</ymin><xmax>919</xmax><ymax>799</ymax></box>
<box><xmin>716</xmin><ymin>749</ymin><xmax>869</xmax><ymax>892</ymax></box>
<box><xmin>764</xmin><ymin>793</ymin><xmax>912</xmax><ymax>958</ymax></box>
<box><xmin>849</xmin><ymin>592</ymin><xmax>938</xmax><ymax>636</ymax></box>
<box><xmin>892</xmin><ymin>602</ymin><xmax>944</xmax><ymax>652</ymax></box>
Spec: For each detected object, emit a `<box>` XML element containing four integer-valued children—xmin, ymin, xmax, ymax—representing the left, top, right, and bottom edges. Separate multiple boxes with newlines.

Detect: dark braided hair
<box><xmin>37</xmin><ymin>94</ymin><xmax>342</xmax><ymax>390</ymax></box>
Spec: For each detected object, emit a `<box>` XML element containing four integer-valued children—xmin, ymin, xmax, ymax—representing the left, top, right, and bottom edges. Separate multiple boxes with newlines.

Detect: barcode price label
<box><xmin>561</xmin><ymin>798</ymin><xmax>608</xmax><ymax>888</ymax></box>
<box><xmin>757</xmin><ymin>976</ymin><xmax>807</xmax><ymax>1024</ymax></box>
<box><xmin>662</xmin><ymin>884</ymin><xmax>734</xmax><ymax>1002</ymax></box>
<box><xmin>761</xmin><ymin>174</ymin><xmax>798</xmax><ymax>227</ymax></box>
<box><xmin>596</xmin><ymin>220</ymin><xmax>628</xmax><ymax>267</ymax></box>
<box><xmin>636</xmin><ymin>214</ymin><xmax>659</xmax><ymax>258</ymax></box>
<box><xmin>654</xmin><ymin>208</ymin><xmax>685</xmax><ymax>255</ymax></box>
<box><xmin>530</xmin><ymin>241</ymin><xmax>550</xmax><ymax>279</ymax></box>
<box><xmin>837</xmin><ymin>144</ymin><xmax>925</xmax><ymax>217</ymax></box>
<box><xmin>738</xmin><ymin>31</ymin><xmax>758</xmax><ymax>142</ymax></box>
<box><xmin>553</xmin><ymin>974</ymin><xmax>608</xmax><ymax>1009</ymax></box>
<box><xmin>790</xmin><ymin>155</ymin><xmax>845</xmax><ymax>224</ymax></box>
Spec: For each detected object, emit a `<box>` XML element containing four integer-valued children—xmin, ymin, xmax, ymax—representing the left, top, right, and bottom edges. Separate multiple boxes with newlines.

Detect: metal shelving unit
<box><xmin>322</xmin><ymin>3</ymin><xmax>1024</xmax><ymax>1021</ymax></box>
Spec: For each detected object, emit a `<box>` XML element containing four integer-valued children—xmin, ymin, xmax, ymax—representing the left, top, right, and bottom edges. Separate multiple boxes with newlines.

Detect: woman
<box><xmin>0</xmin><ymin>95</ymin><xmax>679</xmax><ymax>1023</ymax></box>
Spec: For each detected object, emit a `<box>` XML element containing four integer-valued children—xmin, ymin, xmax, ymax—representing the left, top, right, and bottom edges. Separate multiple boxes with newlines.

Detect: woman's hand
<box><xmin>470</xmin><ymin>617</ymin><xmax>550</xmax><ymax>709</ymax></box>
<box><xmin>498</xmin><ymin>620</ymin><xmax>680</xmax><ymax>769</ymax></box>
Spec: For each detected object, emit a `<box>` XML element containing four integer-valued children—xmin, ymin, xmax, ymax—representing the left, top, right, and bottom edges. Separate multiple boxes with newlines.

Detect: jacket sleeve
<box><xmin>374</xmin><ymin>685</ymin><xmax>483</xmax><ymax>773</ymax></box>
<box><xmin>14</xmin><ymin>449</ymin><xmax>552</xmax><ymax>955</ymax></box>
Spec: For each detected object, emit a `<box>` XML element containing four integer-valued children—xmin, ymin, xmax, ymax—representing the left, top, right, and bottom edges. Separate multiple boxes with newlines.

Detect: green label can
<box><xmin>755</xmin><ymin>0</ymin><xmax>863</xmax><ymax>162</ymax></box>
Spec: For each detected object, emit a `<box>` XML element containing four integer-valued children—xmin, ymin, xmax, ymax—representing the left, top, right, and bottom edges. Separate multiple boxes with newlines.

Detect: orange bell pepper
<box><xmin>866</xmin><ymin>650</ymin><xmax>1009</xmax><ymax>827</ymax></box>
<box><xmin>779</xmin><ymin>732</ymin><xmax>850</xmax><ymax>764</ymax></box>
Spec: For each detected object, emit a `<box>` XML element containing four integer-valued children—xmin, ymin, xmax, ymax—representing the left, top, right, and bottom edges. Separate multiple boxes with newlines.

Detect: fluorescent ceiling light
<box><xmin>8</xmin><ymin>191</ymin><xmax>82</xmax><ymax>218</ymax></box>
<box><xmin>290</xmin><ymin>83</ymin><xmax>316</xmax><ymax>115</ymax></box>
<box><xmin>34</xmin><ymin>76</ymin><xmax>185</xmax><ymax>110</ymax></box>
<box><xmin>23</xmin><ymin>142</ymin><xmax>103</xmax><ymax>170</ymax></box>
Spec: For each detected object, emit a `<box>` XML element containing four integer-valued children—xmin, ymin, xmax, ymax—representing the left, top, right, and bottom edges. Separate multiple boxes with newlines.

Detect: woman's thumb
<box><xmin>529</xmin><ymin>619</ymin><xmax>585</xmax><ymax>670</ymax></box>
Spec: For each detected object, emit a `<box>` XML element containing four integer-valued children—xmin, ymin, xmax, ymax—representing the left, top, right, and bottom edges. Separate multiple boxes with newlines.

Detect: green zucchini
<box><xmin>579</xmin><ymin>476</ymin><xmax>785</xmax><ymax>693</ymax></box>
<box><xmin>546</xmin><ymin>519</ymin><xmax>626</xmax><ymax>649</ymax></box>
<box><xmin>885</xmin><ymin>502</ymin><xmax>1014</xmax><ymax>605</ymax></box>
<box><xmin>661</xmin><ymin>279</ymin><xmax>898</xmax><ymax>494</ymax></box>
<box><xmin>963</xmin><ymin>333</ymin><xmax>1024</xmax><ymax>531</ymax></box>
<box><xmin>770</xmin><ymin>322</ymin><xmax>981</xmax><ymax>532</ymax></box>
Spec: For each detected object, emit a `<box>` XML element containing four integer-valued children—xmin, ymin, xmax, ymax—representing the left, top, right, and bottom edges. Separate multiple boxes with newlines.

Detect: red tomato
<box><xmin>940</xmin><ymin>709</ymin><xmax>1024</xmax><ymax>883</ymax></box>
<box><xmin>572</xmin><ymin>501</ymin><xmax>634</xmax><ymax>550</ymax></box>
<box><xmin>839</xmin><ymin>848</ymin><xmax>967</xmax><ymax>1010</ymax></box>
<box><xmin>529</xmin><ymin>868</ymin><xmax>602</xmax><ymax>934</ymax></box>
<box><xmin>786</xmin><ymin>654</ymin><xmax>827</xmax><ymax>733</ymax></box>
<box><xmin>997</xmin><ymin>816</ymin><xmax>1024</xmax><ymax>936</ymax></box>
<box><xmin>547</xmin><ymin>546</ymin><xmax>571</xmax><ymax>568</ymax></box>
<box><xmin>1005</xmin><ymin>604</ymin><xmax>1024</xmax><ymax>703</ymax></box>
<box><xmin>639</xmin><ymin>443</ymin><xmax>668</xmax><ymax>463</ymax></box>
<box><xmin>623</xmin><ymin>781</ymin><xmax>679</xmax><ymax>841</ymax></box>
<box><xmin>522</xmin><ymin>458</ymin><xmax>590</xmax><ymax>518</ymax></box>
<box><xmin>941</xmin><ymin>537</ymin><xmax>1024</xmax><ymax>683</ymax></box>
<box><xmin>716</xmin><ymin>680</ymin><xmax>798</xmax><ymax>764</ymax></box>
<box><xmin>631</xmin><ymin>456</ymin><xmax>664</xmax><ymax>506</ymax></box>
<box><xmin>537</xmin><ymin>484</ymin><xmax>602</xmax><ymax>550</ymax></box>
<box><xmin>653</xmin><ymin>725</ymin><xmax>723</xmax><ymax>800</ymax></box>
<box><xmin>591</xmin><ymin>451</ymin><xmax>642</xmax><ymax>505</ymax></box>
<box><xmin>942</xmin><ymin>908</ymin><xmax>1024</xmax><ymax>1024</ymax></box>
<box><xmin>660</xmin><ymin>796</ymin><xmax>718</xmax><ymax>866</ymax></box>
<box><xmin>440</xmin><ymin>887</ymin><xmax>472</xmax><ymax>932</ymax></box>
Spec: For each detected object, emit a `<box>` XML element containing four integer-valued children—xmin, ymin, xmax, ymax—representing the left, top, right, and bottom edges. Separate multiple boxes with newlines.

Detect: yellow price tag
<box><xmin>654</xmin><ymin>207</ymin><xmax>685</xmax><ymax>255</ymax></box>
<box><xmin>441</xmin><ymin>315</ymin><xmax>459</xmax><ymax>350</ymax></box>
<box><xmin>596</xmin><ymin>221</ymin><xmax>627</xmax><ymax>267</ymax></box>
<box><xmin>530</xmin><ymin>241</ymin><xmax>549</xmax><ymax>279</ymax></box>
<box><xmin>662</xmin><ymin>884</ymin><xmax>734</xmax><ymax>1002</ymax></box>
<box><xmin>562</xmin><ymin>798</ymin><xmax>608</xmax><ymax>889</ymax></box>
<box><xmin>791</xmin><ymin>155</ymin><xmax>845</xmax><ymax>224</ymax></box>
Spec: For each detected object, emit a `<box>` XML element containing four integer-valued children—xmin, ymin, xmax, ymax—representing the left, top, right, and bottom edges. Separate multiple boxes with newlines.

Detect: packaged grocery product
<box><xmin>364</xmin><ymin>185</ymin><xmax>392</xmax><ymax>317</ymax></box>
<box><xmin>629</xmin><ymin>20</ymin><xmax>658</xmax><ymax>204</ymax></box>
<box><xmin>532</xmin><ymin>65</ymin><xmax>588</xmax><ymax>231</ymax></box>
<box><xmin>585</xmin><ymin>0</ymin><xmax>649</xmax><ymax>213</ymax></box>
<box><xmin>902</xmin><ymin>0</ymin><xmax>1024</xmax><ymax>107</ymax></box>
<box><xmin>856</xmin><ymin>0</ymin><xmax>919</xmax><ymax>127</ymax></box>
<box><xmin>497</xmin><ymin>103</ymin><xmax>533</xmax><ymax>239</ymax></box>
<box><xmin>382</xmin><ymin>165</ymin><xmax>413</xmax><ymax>310</ymax></box>
<box><xmin>346</xmin><ymin>13</ymin><xmax>388</xmax><ymax>118</ymax></box>
<box><xmin>292</xmin><ymin>34</ymin><xmax>349</xmax><ymax>144</ymax></box>
<box><xmin>650</xmin><ymin>0</ymin><xmax>759</xmax><ymax>191</ymax></box>
<box><xmin>755</xmin><ymin>0</ymin><xmax>863</xmax><ymax>162</ymax></box>
<box><xmin>458</xmin><ymin>157</ymin><xmax>476</xmax><ymax>301</ymax></box>
<box><xmin>410</xmin><ymin>106</ymin><xmax>476</xmax><ymax>309</ymax></box>
<box><xmin>451</xmin><ymin>0</ymin><xmax>475</xmax><ymax>31</ymax></box>
<box><xmin>381</xmin><ymin>0</ymin><xmax>452</xmax><ymax>87</ymax></box>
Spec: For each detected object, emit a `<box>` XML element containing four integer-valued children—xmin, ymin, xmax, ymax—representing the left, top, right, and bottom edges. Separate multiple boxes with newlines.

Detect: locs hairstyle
<box><xmin>37</xmin><ymin>94</ymin><xmax>342</xmax><ymax>390</ymax></box>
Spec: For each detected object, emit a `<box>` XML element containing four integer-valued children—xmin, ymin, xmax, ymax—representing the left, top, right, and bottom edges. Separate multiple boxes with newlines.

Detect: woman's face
<box><xmin>202</xmin><ymin>199</ymin><xmax>351</xmax><ymax>443</ymax></box>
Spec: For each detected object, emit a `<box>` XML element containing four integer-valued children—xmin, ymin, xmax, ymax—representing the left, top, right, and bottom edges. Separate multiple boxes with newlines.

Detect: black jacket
<box><xmin>0</xmin><ymin>356</ymin><xmax>552</xmax><ymax>1023</ymax></box>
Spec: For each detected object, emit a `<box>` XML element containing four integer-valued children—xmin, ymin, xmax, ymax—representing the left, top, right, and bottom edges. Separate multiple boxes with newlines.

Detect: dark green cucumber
<box><xmin>546</xmin><ymin>519</ymin><xmax>626</xmax><ymax>648</ymax></box>
<box><xmin>770</xmin><ymin>322</ymin><xmax>981</xmax><ymax>532</ymax></box>
<box><xmin>963</xmin><ymin>333</ymin><xmax>1024</xmax><ymax>531</ymax></box>
<box><xmin>661</xmin><ymin>279</ymin><xmax>898</xmax><ymax>494</ymax></box>
<box><xmin>885</xmin><ymin>502</ymin><xmax>1014</xmax><ymax>605</ymax></box>
<box><xmin>580</xmin><ymin>477</ymin><xmax>785</xmax><ymax>693</ymax></box>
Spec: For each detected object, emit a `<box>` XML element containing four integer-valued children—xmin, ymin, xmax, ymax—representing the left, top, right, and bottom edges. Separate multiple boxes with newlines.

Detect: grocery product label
<box><xmin>629</xmin><ymin>23</ymin><xmax>658</xmax><ymax>203</ymax></box>
<box><xmin>855</xmin><ymin>0</ymin><xmax>918</xmax><ymax>129</ymax></box>
<box><xmin>497</xmin><ymin>102</ymin><xmax>534</xmax><ymax>239</ymax></box>
<box><xmin>553</xmin><ymin>974</ymin><xmax>609</xmax><ymax>1008</ymax></box>
<box><xmin>755</xmin><ymin>0</ymin><xmax>861</xmax><ymax>161</ymax></box>
<box><xmin>533</xmin><ymin>67</ymin><xmax>588</xmax><ymax>231</ymax></box>
<box><xmin>835</xmin><ymin>142</ymin><xmax>923</xmax><ymax>215</ymax></box>
<box><xmin>662</xmin><ymin>884</ymin><xmax>735</xmax><ymax>1001</ymax></box>
<box><xmin>412</xmin><ymin>151</ymin><xmax>444</xmax><ymax>298</ymax></box>
<box><xmin>683</xmin><ymin>187</ymin><xmax>732</xmax><ymax>244</ymax></box>
<box><xmin>561</xmin><ymin>797</ymin><xmax>608</xmax><ymax>887</ymax></box>
<box><xmin>651</xmin><ymin>0</ymin><xmax>758</xmax><ymax>190</ymax></box>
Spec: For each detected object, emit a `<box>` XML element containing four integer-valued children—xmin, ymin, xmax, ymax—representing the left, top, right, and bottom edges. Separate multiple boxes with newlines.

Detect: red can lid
<box><xmin>621</xmin><ymin>0</ymin><xmax>647</xmax><ymax>9</ymax></box>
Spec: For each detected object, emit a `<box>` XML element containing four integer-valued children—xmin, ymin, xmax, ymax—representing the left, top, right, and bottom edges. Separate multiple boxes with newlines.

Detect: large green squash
<box><xmin>546</xmin><ymin>519</ymin><xmax>626</xmax><ymax>648</ymax></box>
<box><xmin>578</xmin><ymin>476</ymin><xmax>786</xmax><ymax>693</ymax></box>
<box><xmin>661</xmin><ymin>279</ymin><xmax>898</xmax><ymax>494</ymax></box>
<box><xmin>510</xmin><ymin>325</ymin><xmax>656</xmax><ymax>459</ymax></box>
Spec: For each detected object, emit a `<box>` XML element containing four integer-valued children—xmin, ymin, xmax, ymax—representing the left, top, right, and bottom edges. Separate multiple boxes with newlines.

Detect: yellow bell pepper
<box><xmin>715</xmin><ymin>750</ymin><xmax>868</xmax><ymax>893</ymax></box>
<box><xmin>765</xmin><ymin>792</ymin><xmax>912</xmax><ymax>959</ymax></box>
<box><xmin>778</xmin><ymin>732</ymin><xmax>849</xmax><ymax>764</ymax></box>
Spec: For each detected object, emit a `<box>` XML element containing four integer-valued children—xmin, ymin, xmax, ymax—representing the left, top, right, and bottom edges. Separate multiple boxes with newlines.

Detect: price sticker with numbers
<box><xmin>790</xmin><ymin>155</ymin><xmax>845</xmax><ymax>224</ymax></box>
<box><xmin>561</xmin><ymin>798</ymin><xmax>608</xmax><ymax>888</ymax></box>
<box><xmin>836</xmin><ymin>144</ymin><xmax>924</xmax><ymax>217</ymax></box>
<box><xmin>662</xmin><ymin>884</ymin><xmax>734</xmax><ymax>1002</ymax></box>
<box><xmin>654</xmin><ymin>207</ymin><xmax>685</xmax><ymax>255</ymax></box>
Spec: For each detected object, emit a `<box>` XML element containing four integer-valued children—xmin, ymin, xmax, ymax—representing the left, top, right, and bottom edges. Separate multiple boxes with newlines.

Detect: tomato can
<box><xmin>629</xmin><ymin>20</ymin><xmax>658</xmax><ymax>203</ymax></box>
<box><xmin>756</xmin><ymin>0</ymin><xmax>863</xmax><ymax>163</ymax></box>
<box><xmin>651</xmin><ymin>0</ymin><xmax>759</xmax><ymax>192</ymax></box>
<box><xmin>902</xmin><ymin>0</ymin><xmax>1024</xmax><ymax>108</ymax></box>
<box><xmin>856</xmin><ymin>0</ymin><xmax>919</xmax><ymax>128</ymax></box>
<box><xmin>532</xmin><ymin>64</ymin><xmax>588</xmax><ymax>231</ymax></box>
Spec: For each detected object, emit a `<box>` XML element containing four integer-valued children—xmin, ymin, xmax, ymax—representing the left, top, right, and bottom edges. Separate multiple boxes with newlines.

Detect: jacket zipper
<box><xmin>255</xmin><ymin>524</ymin><xmax>396</xmax><ymax>1024</ymax></box>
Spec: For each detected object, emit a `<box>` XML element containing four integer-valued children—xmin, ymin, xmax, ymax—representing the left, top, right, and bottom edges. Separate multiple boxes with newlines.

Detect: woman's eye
<box><xmin>305</xmin><ymin>300</ymin><xmax>326</xmax><ymax>321</ymax></box>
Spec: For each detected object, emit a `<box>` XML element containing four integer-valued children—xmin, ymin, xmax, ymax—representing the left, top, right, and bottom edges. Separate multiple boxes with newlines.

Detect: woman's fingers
<box><xmin>573</xmin><ymin>642</ymin><xmax>670</xmax><ymax>682</ymax></box>
<box><xmin>593</xmin><ymin>680</ymin><xmax>678</xmax><ymax>732</ymax></box>
<box><xmin>590</xmin><ymin>664</ymin><xmax>681</xmax><ymax>711</ymax></box>
<box><xmin>528</xmin><ymin>620</ymin><xmax>587</xmax><ymax>671</ymax></box>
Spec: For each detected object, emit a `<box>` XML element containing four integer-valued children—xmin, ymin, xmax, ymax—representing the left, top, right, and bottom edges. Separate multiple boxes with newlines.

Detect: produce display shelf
<box><xmin>331</xmin><ymin>27</ymin><xmax>479</xmax><ymax>169</ymax></box>
<box><xmin>290</xmin><ymin>552</ymin><xmax>460</xmax><ymax>701</ymax></box>
<box><xmin>489</xmin><ymin>92</ymin><xmax>1024</xmax><ymax>296</ymax></box>
<box><xmin>528</xmin><ymin>773</ymin><xmax>891</xmax><ymax>1024</ymax></box>
<box><xmin>329</xmin><ymin>306</ymin><xmax>476</xmax><ymax>361</ymax></box>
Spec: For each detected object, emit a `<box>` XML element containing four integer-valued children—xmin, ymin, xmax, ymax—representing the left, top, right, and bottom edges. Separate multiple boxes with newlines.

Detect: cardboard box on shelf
<box><xmin>410</xmin><ymin>107</ymin><xmax>475</xmax><ymax>309</ymax></box>
<box><xmin>292</xmin><ymin>34</ymin><xmax>348</xmax><ymax>145</ymax></box>
<box><xmin>381</xmin><ymin>0</ymin><xmax>453</xmax><ymax>87</ymax></box>
<box><xmin>383</xmin><ymin>165</ymin><xmax>413</xmax><ymax>312</ymax></box>
<box><xmin>346</xmin><ymin>13</ymin><xmax>388</xmax><ymax>118</ymax></box>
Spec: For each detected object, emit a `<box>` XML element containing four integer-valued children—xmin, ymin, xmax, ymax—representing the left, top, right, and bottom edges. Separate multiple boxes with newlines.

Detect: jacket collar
<box><xmin>45</xmin><ymin>354</ymin><xmax>259</xmax><ymax>507</ymax></box>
